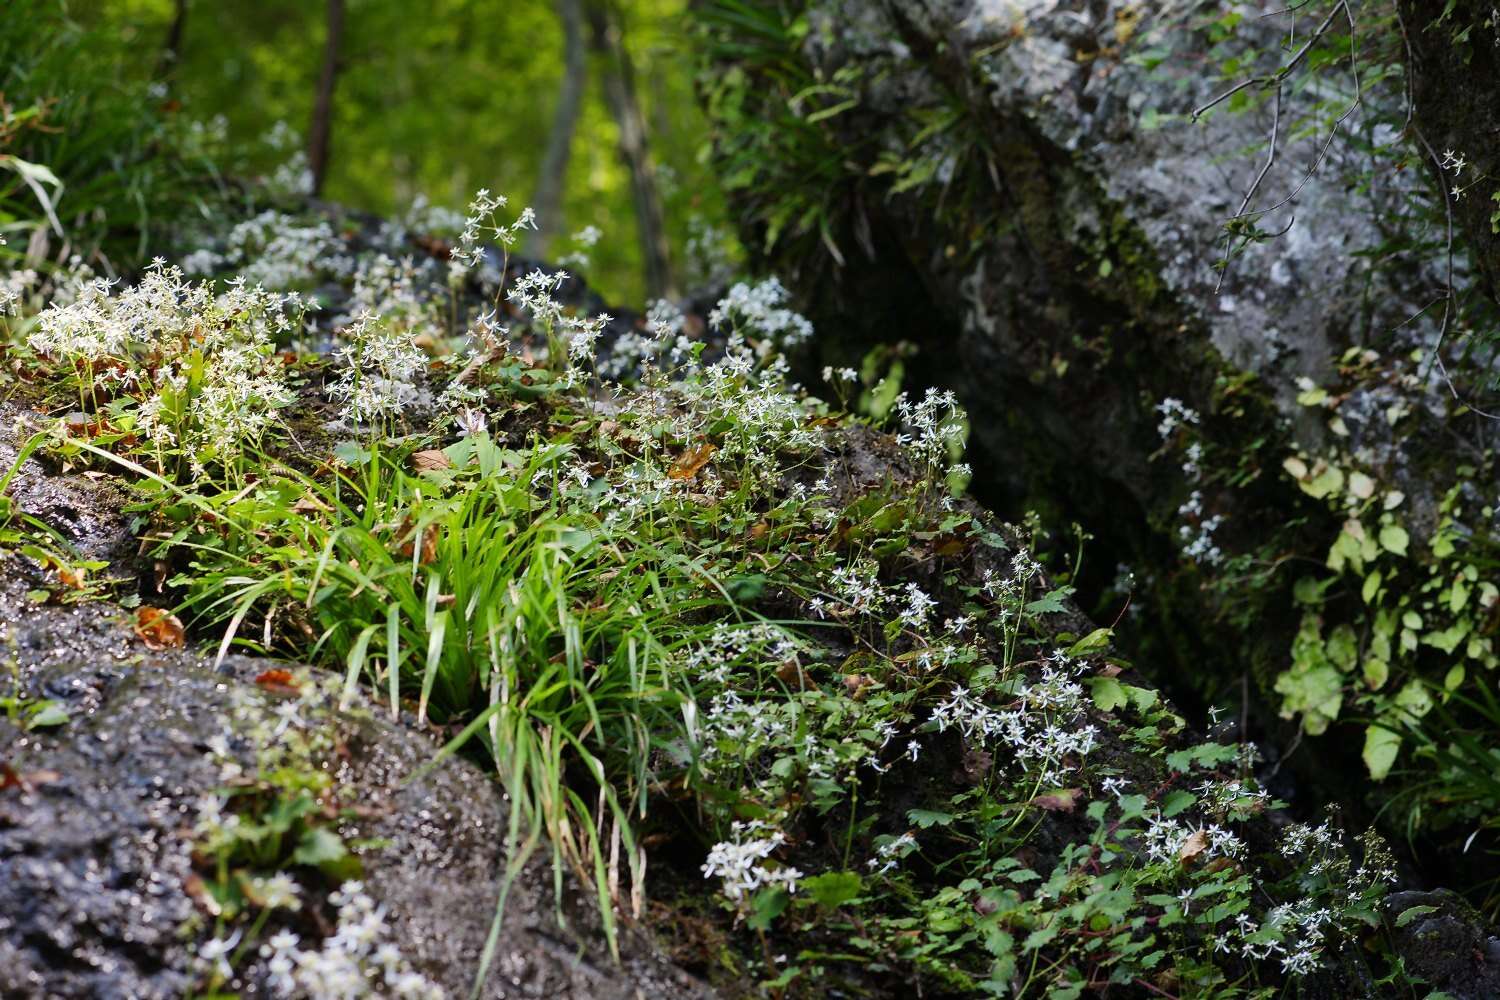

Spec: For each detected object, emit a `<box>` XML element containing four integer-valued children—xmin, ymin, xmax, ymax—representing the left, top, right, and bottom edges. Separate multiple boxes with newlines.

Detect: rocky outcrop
<box><xmin>1399</xmin><ymin>0</ymin><xmax>1500</xmax><ymax>307</ymax></box>
<box><xmin>706</xmin><ymin>0</ymin><xmax>1493</xmax><ymax>793</ymax></box>
<box><xmin>0</xmin><ymin>582</ymin><xmax>713</xmax><ymax>999</ymax></box>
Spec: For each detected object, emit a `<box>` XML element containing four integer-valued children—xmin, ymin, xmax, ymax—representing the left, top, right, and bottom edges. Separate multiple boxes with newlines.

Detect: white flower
<box><xmin>197</xmin><ymin>930</ymin><xmax>242</xmax><ymax>979</ymax></box>
<box><xmin>456</xmin><ymin>408</ymin><xmax>488</xmax><ymax>437</ymax></box>
<box><xmin>327</xmin><ymin>313</ymin><xmax>427</xmax><ymax>426</ymax></box>
<box><xmin>708</xmin><ymin>277</ymin><xmax>813</xmax><ymax>348</ymax></box>
<box><xmin>702</xmin><ymin>819</ymin><xmax>802</xmax><ymax>902</ymax></box>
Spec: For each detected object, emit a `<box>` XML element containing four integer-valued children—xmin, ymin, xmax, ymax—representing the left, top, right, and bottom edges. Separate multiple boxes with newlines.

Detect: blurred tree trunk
<box><xmin>155</xmin><ymin>0</ymin><xmax>189</xmax><ymax>83</ymax></box>
<box><xmin>585</xmin><ymin>0</ymin><xmax>674</xmax><ymax>298</ymax></box>
<box><xmin>308</xmin><ymin>0</ymin><xmax>345</xmax><ymax>197</ymax></box>
<box><xmin>530</xmin><ymin>0</ymin><xmax>587</xmax><ymax>260</ymax></box>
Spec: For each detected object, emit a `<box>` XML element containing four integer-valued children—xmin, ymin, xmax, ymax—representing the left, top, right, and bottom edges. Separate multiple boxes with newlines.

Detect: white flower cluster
<box><xmin>556</xmin><ymin>224</ymin><xmax>603</xmax><ymax>271</ymax></box>
<box><xmin>214</xmin><ymin>210</ymin><xmax>354</xmax><ymax>290</ymax></box>
<box><xmin>374</xmin><ymin>194</ymin><xmax>467</xmax><ymax>250</ymax></box>
<box><xmin>339</xmin><ymin>254</ymin><xmax>442</xmax><ymax>335</ymax></box>
<box><xmin>259</xmin><ymin>883</ymin><xmax>445</xmax><ymax>998</ymax></box>
<box><xmin>687</xmin><ymin>621</ymin><xmax>803</xmax><ymax>685</ymax></box>
<box><xmin>897</xmin><ymin>582</ymin><xmax>937</xmax><ymax>630</ymax></box>
<box><xmin>825</xmin><ymin>559</ymin><xmax>887</xmax><ymax>616</ymax></box>
<box><xmin>262</xmin><ymin>122</ymin><xmax>315</xmax><ymax>198</ymax></box>
<box><xmin>697</xmin><ymin>688</ymin><xmax>797</xmax><ymax>760</ymax></box>
<box><xmin>1156</xmin><ymin>397</ymin><xmax>1200</xmax><ymax>440</ymax></box>
<box><xmin>1142</xmin><ymin>813</ymin><xmax>1246</xmax><ymax>864</ymax></box>
<box><xmin>702</xmin><ymin>819</ymin><xmax>803</xmax><ymax>902</ymax></box>
<box><xmin>930</xmin><ymin>663</ymin><xmax>1099</xmax><ymax>785</ymax></box>
<box><xmin>893</xmin><ymin>387</ymin><xmax>965</xmax><ymax>470</ymax></box>
<box><xmin>1215</xmin><ymin>900</ymin><xmax>1337</xmax><ymax>977</ymax></box>
<box><xmin>597</xmin><ymin>299</ymin><xmax>695</xmax><ymax>381</ymax></box>
<box><xmin>1182</xmin><ymin>441</ymin><xmax>1203</xmax><ymax>480</ymax></box>
<box><xmin>708</xmin><ymin>277</ymin><xmax>813</xmax><ymax>351</ymax></box>
<box><xmin>821</xmin><ymin>365</ymin><xmax>858</xmax><ymax>385</ymax></box>
<box><xmin>867</xmin><ymin>831</ymin><xmax>918</xmax><ymax>874</ymax></box>
<box><xmin>451</xmin><ymin>189</ymin><xmax>536</xmax><ymax>270</ymax></box>
<box><xmin>326</xmin><ymin>314</ymin><xmax>428</xmax><ymax>426</ymax></box>
<box><xmin>1176</xmin><ymin>489</ymin><xmax>1225</xmax><ymax>565</ymax></box>
<box><xmin>506</xmin><ymin>267</ymin><xmax>610</xmax><ymax>376</ymax></box>
<box><xmin>1193</xmin><ymin>777</ymin><xmax>1270</xmax><ymax>814</ymax></box>
<box><xmin>31</xmin><ymin>262</ymin><xmax>300</xmax><ymax>469</ymax></box>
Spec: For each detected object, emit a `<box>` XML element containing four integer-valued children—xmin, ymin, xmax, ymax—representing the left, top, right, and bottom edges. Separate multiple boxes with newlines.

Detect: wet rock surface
<box><xmin>1383</xmin><ymin>891</ymin><xmax>1500</xmax><ymax>1000</ymax></box>
<box><xmin>0</xmin><ymin>581</ymin><xmax>714</xmax><ymax>999</ymax></box>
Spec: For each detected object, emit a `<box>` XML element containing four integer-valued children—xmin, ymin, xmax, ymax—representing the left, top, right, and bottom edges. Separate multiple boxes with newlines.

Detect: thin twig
<box><xmin>1392</xmin><ymin>4</ymin><xmax>1500</xmax><ymax>420</ymax></box>
<box><xmin>1199</xmin><ymin>2</ymin><xmax>1360</xmax><ymax>290</ymax></box>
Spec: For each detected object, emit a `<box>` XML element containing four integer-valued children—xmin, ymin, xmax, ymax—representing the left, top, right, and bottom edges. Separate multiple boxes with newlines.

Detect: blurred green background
<box><xmin>51</xmin><ymin>0</ymin><xmax>728</xmax><ymax>304</ymax></box>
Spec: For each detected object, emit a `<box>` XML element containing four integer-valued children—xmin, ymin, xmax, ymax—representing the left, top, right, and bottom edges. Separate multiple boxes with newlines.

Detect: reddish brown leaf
<box><xmin>959</xmin><ymin>747</ymin><xmax>994</xmax><ymax>785</ymax></box>
<box><xmin>842</xmin><ymin>674</ymin><xmax>873</xmax><ymax>700</ymax></box>
<box><xmin>254</xmin><ymin>669</ymin><xmax>300</xmax><ymax>695</ymax></box>
<box><xmin>667</xmin><ymin>442</ymin><xmax>717</xmax><ymax>481</ymax></box>
<box><xmin>134</xmin><ymin>607</ymin><xmax>185</xmax><ymax>650</ymax></box>
<box><xmin>776</xmin><ymin>662</ymin><xmax>819</xmax><ymax>692</ymax></box>
<box><xmin>0</xmin><ymin>763</ymin><xmax>61</xmax><ymax>793</ymax></box>
<box><xmin>396</xmin><ymin>519</ymin><xmax>440</xmax><ymax>565</ymax></box>
<box><xmin>1030</xmin><ymin>788</ymin><xmax>1081</xmax><ymax>812</ymax></box>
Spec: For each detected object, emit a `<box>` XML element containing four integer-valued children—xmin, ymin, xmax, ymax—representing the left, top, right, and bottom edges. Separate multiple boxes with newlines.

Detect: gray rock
<box><xmin>0</xmin><ymin>578</ymin><xmax>712</xmax><ymax>999</ymax></box>
<box><xmin>1383</xmin><ymin>890</ymin><xmax>1500</xmax><ymax>1000</ymax></box>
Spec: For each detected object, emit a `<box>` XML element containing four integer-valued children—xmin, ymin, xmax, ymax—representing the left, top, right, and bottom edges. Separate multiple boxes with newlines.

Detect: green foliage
<box><xmin>0</xmin><ymin>0</ymin><xmax>221</xmax><ymax>269</ymax></box>
<box><xmin>697</xmin><ymin>0</ymin><xmax>863</xmax><ymax>268</ymax></box>
<box><xmin>69</xmin><ymin>0</ymin><xmax>727</xmax><ymax>301</ymax></box>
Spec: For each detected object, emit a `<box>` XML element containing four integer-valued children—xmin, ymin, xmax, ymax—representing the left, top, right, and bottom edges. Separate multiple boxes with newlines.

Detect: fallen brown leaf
<box><xmin>396</xmin><ymin>519</ymin><xmax>440</xmax><ymax>565</ymax></box>
<box><xmin>667</xmin><ymin>442</ymin><xmax>717</xmax><ymax>481</ymax></box>
<box><xmin>411</xmin><ymin>449</ymin><xmax>452</xmax><ymax>472</ymax></box>
<box><xmin>254</xmin><ymin>668</ymin><xmax>300</xmax><ymax>695</ymax></box>
<box><xmin>842</xmin><ymin>674</ymin><xmax>873</xmax><ymax>699</ymax></box>
<box><xmin>0</xmin><ymin>763</ymin><xmax>61</xmax><ymax>793</ymax></box>
<box><xmin>1178</xmin><ymin>828</ymin><xmax>1210</xmax><ymax>866</ymax></box>
<box><xmin>1030</xmin><ymin>788</ymin><xmax>1081</xmax><ymax>812</ymax></box>
<box><xmin>134</xmin><ymin>606</ymin><xmax>185</xmax><ymax>650</ymax></box>
<box><xmin>776</xmin><ymin>662</ymin><xmax>819</xmax><ymax>692</ymax></box>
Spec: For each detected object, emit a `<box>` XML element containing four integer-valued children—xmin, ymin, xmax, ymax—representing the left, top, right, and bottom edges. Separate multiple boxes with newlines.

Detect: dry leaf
<box><xmin>1178</xmin><ymin>828</ymin><xmax>1209</xmax><ymax>865</ymax></box>
<box><xmin>134</xmin><ymin>606</ymin><xmax>185</xmax><ymax>650</ymax></box>
<box><xmin>254</xmin><ymin>668</ymin><xmax>300</xmax><ymax>695</ymax></box>
<box><xmin>959</xmin><ymin>746</ymin><xmax>994</xmax><ymax>785</ymax></box>
<box><xmin>842</xmin><ymin>674</ymin><xmax>873</xmax><ymax>699</ymax></box>
<box><xmin>667</xmin><ymin>442</ymin><xmax>717</xmax><ymax>481</ymax></box>
<box><xmin>1030</xmin><ymin>788</ymin><xmax>1081</xmax><ymax>812</ymax></box>
<box><xmin>56</xmin><ymin>564</ymin><xmax>86</xmax><ymax>590</ymax></box>
<box><xmin>396</xmin><ymin>519</ymin><xmax>440</xmax><ymax>565</ymax></box>
<box><xmin>776</xmin><ymin>662</ymin><xmax>819</xmax><ymax>692</ymax></box>
<box><xmin>411</xmin><ymin>449</ymin><xmax>452</xmax><ymax>472</ymax></box>
<box><xmin>292</xmin><ymin>496</ymin><xmax>331</xmax><ymax>515</ymax></box>
<box><xmin>0</xmin><ymin>763</ymin><xmax>61</xmax><ymax>793</ymax></box>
